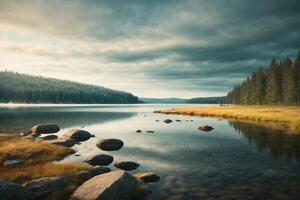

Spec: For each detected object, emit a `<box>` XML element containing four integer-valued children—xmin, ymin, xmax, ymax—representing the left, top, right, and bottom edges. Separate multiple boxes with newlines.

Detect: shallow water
<box><xmin>1</xmin><ymin>104</ymin><xmax>300</xmax><ymax>200</ymax></box>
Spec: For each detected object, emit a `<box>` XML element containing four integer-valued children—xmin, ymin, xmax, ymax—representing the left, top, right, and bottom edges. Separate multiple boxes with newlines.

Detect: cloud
<box><xmin>0</xmin><ymin>0</ymin><xmax>300</xmax><ymax>98</ymax></box>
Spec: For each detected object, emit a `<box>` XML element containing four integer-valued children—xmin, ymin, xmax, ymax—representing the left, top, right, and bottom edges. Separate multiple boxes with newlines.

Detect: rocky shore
<box><xmin>0</xmin><ymin>124</ymin><xmax>161</xmax><ymax>200</ymax></box>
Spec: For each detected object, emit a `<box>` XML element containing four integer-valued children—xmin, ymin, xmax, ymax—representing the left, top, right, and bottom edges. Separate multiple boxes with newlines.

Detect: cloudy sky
<box><xmin>1</xmin><ymin>0</ymin><xmax>300</xmax><ymax>98</ymax></box>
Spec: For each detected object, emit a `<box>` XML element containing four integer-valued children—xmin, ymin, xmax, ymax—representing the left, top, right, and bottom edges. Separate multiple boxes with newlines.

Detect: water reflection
<box><xmin>0</xmin><ymin>107</ymin><xmax>135</xmax><ymax>133</ymax></box>
<box><xmin>229</xmin><ymin>121</ymin><xmax>300</xmax><ymax>163</ymax></box>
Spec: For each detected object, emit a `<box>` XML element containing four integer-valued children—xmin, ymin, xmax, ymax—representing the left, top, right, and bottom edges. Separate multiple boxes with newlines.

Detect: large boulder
<box><xmin>63</xmin><ymin>129</ymin><xmax>92</xmax><ymax>141</ymax></box>
<box><xmin>23</xmin><ymin>177</ymin><xmax>67</xmax><ymax>200</ymax></box>
<box><xmin>85</xmin><ymin>154</ymin><xmax>113</xmax><ymax>166</ymax></box>
<box><xmin>71</xmin><ymin>170</ymin><xmax>137</xmax><ymax>200</ymax></box>
<box><xmin>198</xmin><ymin>125</ymin><xmax>214</xmax><ymax>132</ymax></box>
<box><xmin>46</xmin><ymin>138</ymin><xmax>78</xmax><ymax>147</ymax></box>
<box><xmin>0</xmin><ymin>180</ymin><xmax>33</xmax><ymax>200</ymax></box>
<box><xmin>134</xmin><ymin>172</ymin><xmax>160</xmax><ymax>183</ymax></box>
<box><xmin>114</xmin><ymin>161</ymin><xmax>140</xmax><ymax>171</ymax></box>
<box><xmin>97</xmin><ymin>139</ymin><xmax>124</xmax><ymax>151</ymax></box>
<box><xmin>31</xmin><ymin>124</ymin><xmax>60</xmax><ymax>134</ymax></box>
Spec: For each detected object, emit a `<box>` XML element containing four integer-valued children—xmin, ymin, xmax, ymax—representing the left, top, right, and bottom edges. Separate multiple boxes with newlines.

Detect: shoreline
<box><xmin>155</xmin><ymin>105</ymin><xmax>300</xmax><ymax>134</ymax></box>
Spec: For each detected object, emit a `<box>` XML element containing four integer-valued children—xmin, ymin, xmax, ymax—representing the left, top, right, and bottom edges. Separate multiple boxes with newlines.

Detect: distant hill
<box><xmin>139</xmin><ymin>97</ymin><xmax>186</xmax><ymax>104</ymax></box>
<box><xmin>140</xmin><ymin>97</ymin><xmax>225</xmax><ymax>104</ymax></box>
<box><xmin>184</xmin><ymin>96</ymin><xmax>225</xmax><ymax>104</ymax></box>
<box><xmin>0</xmin><ymin>71</ymin><xmax>139</xmax><ymax>104</ymax></box>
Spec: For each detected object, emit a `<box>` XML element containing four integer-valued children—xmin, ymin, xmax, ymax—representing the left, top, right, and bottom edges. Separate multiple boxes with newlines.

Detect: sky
<box><xmin>0</xmin><ymin>0</ymin><xmax>300</xmax><ymax>98</ymax></box>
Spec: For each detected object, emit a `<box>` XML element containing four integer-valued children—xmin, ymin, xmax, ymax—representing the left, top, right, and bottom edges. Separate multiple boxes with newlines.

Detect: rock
<box><xmin>146</xmin><ymin>131</ymin><xmax>155</xmax><ymax>133</ymax></box>
<box><xmin>198</xmin><ymin>125</ymin><xmax>214</xmax><ymax>132</ymax></box>
<box><xmin>90</xmin><ymin>166</ymin><xmax>111</xmax><ymax>176</ymax></box>
<box><xmin>115</xmin><ymin>161</ymin><xmax>140</xmax><ymax>171</ymax></box>
<box><xmin>75</xmin><ymin>154</ymin><xmax>81</xmax><ymax>156</ymax></box>
<box><xmin>23</xmin><ymin>177</ymin><xmax>67</xmax><ymax>200</ymax></box>
<box><xmin>136</xmin><ymin>130</ymin><xmax>142</xmax><ymax>133</ymax></box>
<box><xmin>164</xmin><ymin>119</ymin><xmax>173</xmax><ymax>124</ymax></box>
<box><xmin>31</xmin><ymin>124</ymin><xmax>60</xmax><ymax>134</ymax></box>
<box><xmin>76</xmin><ymin>171</ymin><xmax>93</xmax><ymax>183</ymax></box>
<box><xmin>135</xmin><ymin>172</ymin><xmax>160</xmax><ymax>183</ymax></box>
<box><xmin>175</xmin><ymin>120</ymin><xmax>181</xmax><ymax>122</ymax></box>
<box><xmin>71</xmin><ymin>170</ymin><xmax>137</xmax><ymax>200</ymax></box>
<box><xmin>40</xmin><ymin>135</ymin><xmax>58</xmax><ymax>140</ymax></box>
<box><xmin>85</xmin><ymin>154</ymin><xmax>114</xmax><ymax>166</ymax></box>
<box><xmin>63</xmin><ymin>129</ymin><xmax>92</xmax><ymax>141</ymax></box>
<box><xmin>3</xmin><ymin>158</ymin><xmax>25</xmax><ymax>167</ymax></box>
<box><xmin>155</xmin><ymin>120</ymin><xmax>159</xmax><ymax>122</ymax></box>
<box><xmin>0</xmin><ymin>180</ymin><xmax>34</xmax><ymax>200</ymax></box>
<box><xmin>30</xmin><ymin>132</ymin><xmax>41</xmax><ymax>137</ymax></box>
<box><xmin>19</xmin><ymin>130</ymin><xmax>32</xmax><ymax>137</ymax></box>
<box><xmin>97</xmin><ymin>139</ymin><xmax>124</xmax><ymax>151</ymax></box>
<box><xmin>46</xmin><ymin>138</ymin><xmax>78</xmax><ymax>147</ymax></box>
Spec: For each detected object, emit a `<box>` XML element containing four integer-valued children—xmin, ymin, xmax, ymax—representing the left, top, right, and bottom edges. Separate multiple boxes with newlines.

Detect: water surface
<box><xmin>0</xmin><ymin>104</ymin><xmax>300</xmax><ymax>200</ymax></box>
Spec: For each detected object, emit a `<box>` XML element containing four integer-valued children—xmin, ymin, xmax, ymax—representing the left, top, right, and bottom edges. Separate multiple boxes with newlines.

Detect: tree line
<box><xmin>226</xmin><ymin>50</ymin><xmax>300</xmax><ymax>105</ymax></box>
<box><xmin>0</xmin><ymin>71</ymin><xmax>139</xmax><ymax>104</ymax></box>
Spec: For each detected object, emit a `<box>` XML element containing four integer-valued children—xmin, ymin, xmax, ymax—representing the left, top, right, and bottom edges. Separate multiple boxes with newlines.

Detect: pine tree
<box><xmin>282</xmin><ymin>57</ymin><xmax>296</xmax><ymax>104</ymax></box>
<box><xmin>294</xmin><ymin>50</ymin><xmax>300</xmax><ymax>103</ymax></box>
<box><xmin>265</xmin><ymin>59</ymin><xmax>281</xmax><ymax>104</ymax></box>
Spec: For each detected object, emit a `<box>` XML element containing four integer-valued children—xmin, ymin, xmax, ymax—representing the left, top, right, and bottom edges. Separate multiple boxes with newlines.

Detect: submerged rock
<box><xmin>85</xmin><ymin>154</ymin><xmax>114</xmax><ymax>166</ymax></box>
<box><xmin>146</xmin><ymin>131</ymin><xmax>155</xmax><ymax>133</ymax></box>
<box><xmin>135</xmin><ymin>172</ymin><xmax>160</xmax><ymax>183</ymax></box>
<box><xmin>47</xmin><ymin>138</ymin><xmax>78</xmax><ymax>147</ymax></box>
<box><xmin>23</xmin><ymin>177</ymin><xmax>67</xmax><ymax>200</ymax></box>
<box><xmin>136</xmin><ymin>130</ymin><xmax>142</xmax><ymax>133</ymax></box>
<box><xmin>31</xmin><ymin>124</ymin><xmax>60</xmax><ymax>134</ymax></box>
<box><xmin>164</xmin><ymin>119</ymin><xmax>173</xmax><ymax>124</ymax></box>
<box><xmin>40</xmin><ymin>135</ymin><xmax>58</xmax><ymax>140</ymax></box>
<box><xmin>115</xmin><ymin>161</ymin><xmax>140</xmax><ymax>171</ymax></box>
<box><xmin>63</xmin><ymin>129</ymin><xmax>92</xmax><ymax>141</ymax></box>
<box><xmin>3</xmin><ymin>158</ymin><xmax>25</xmax><ymax>167</ymax></box>
<box><xmin>90</xmin><ymin>166</ymin><xmax>111</xmax><ymax>176</ymax></box>
<box><xmin>0</xmin><ymin>180</ymin><xmax>33</xmax><ymax>200</ymax></box>
<box><xmin>76</xmin><ymin>171</ymin><xmax>93</xmax><ymax>183</ymax></box>
<box><xmin>97</xmin><ymin>139</ymin><xmax>124</xmax><ymax>151</ymax></box>
<box><xmin>71</xmin><ymin>170</ymin><xmax>137</xmax><ymax>200</ymax></box>
<box><xmin>198</xmin><ymin>125</ymin><xmax>214</xmax><ymax>132</ymax></box>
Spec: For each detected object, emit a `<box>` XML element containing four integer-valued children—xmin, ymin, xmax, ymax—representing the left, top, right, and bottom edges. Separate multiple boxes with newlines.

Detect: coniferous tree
<box><xmin>282</xmin><ymin>57</ymin><xmax>296</xmax><ymax>104</ymax></box>
<box><xmin>294</xmin><ymin>50</ymin><xmax>300</xmax><ymax>103</ymax></box>
<box><xmin>226</xmin><ymin>50</ymin><xmax>299</xmax><ymax>105</ymax></box>
<box><xmin>265</xmin><ymin>59</ymin><xmax>281</xmax><ymax>104</ymax></box>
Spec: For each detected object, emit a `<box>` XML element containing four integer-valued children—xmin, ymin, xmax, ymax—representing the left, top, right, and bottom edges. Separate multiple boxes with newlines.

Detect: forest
<box><xmin>226</xmin><ymin>50</ymin><xmax>300</xmax><ymax>105</ymax></box>
<box><xmin>0</xmin><ymin>71</ymin><xmax>139</xmax><ymax>103</ymax></box>
<box><xmin>185</xmin><ymin>96</ymin><xmax>225</xmax><ymax>104</ymax></box>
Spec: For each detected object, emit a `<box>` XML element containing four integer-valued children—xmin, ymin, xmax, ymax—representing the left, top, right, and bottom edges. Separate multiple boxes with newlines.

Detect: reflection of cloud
<box><xmin>1</xmin><ymin>0</ymin><xmax>300</xmax><ymax>97</ymax></box>
<box><xmin>0</xmin><ymin>107</ymin><xmax>136</xmax><ymax>132</ymax></box>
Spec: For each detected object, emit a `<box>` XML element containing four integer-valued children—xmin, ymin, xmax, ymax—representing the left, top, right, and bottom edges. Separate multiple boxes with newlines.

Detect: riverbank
<box><xmin>156</xmin><ymin>105</ymin><xmax>300</xmax><ymax>134</ymax></box>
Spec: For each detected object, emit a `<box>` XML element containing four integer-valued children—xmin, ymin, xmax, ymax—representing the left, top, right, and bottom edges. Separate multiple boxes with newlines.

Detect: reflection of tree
<box><xmin>229</xmin><ymin>121</ymin><xmax>300</xmax><ymax>163</ymax></box>
<box><xmin>0</xmin><ymin>107</ymin><xmax>135</xmax><ymax>133</ymax></box>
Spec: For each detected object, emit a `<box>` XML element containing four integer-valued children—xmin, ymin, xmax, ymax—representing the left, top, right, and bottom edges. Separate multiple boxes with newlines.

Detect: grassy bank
<box><xmin>0</xmin><ymin>135</ymin><xmax>90</xmax><ymax>183</ymax></box>
<box><xmin>156</xmin><ymin>105</ymin><xmax>300</xmax><ymax>134</ymax></box>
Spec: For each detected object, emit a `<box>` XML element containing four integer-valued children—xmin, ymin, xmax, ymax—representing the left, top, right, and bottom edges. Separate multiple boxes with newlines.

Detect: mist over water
<box><xmin>1</xmin><ymin>104</ymin><xmax>300</xmax><ymax>200</ymax></box>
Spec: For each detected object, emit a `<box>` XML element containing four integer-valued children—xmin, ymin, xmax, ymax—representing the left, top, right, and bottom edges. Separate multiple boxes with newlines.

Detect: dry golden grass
<box><xmin>0</xmin><ymin>135</ymin><xmax>90</xmax><ymax>186</ymax></box>
<box><xmin>0</xmin><ymin>135</ymin><xmax>74</xmax><ymax>165</ymax></box>
<box><xmin>156</xmin><ymin>105</ymin><xmax>300</xmax><ymax>134</ymax></box>
<box><xmin>0</xmin><ymin>162</ymin><xmax>90</xmax><ymax>183</ymax></box>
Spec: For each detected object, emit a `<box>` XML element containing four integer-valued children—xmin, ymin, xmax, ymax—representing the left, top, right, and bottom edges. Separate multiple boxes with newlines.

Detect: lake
<box><xmin>0</xmin><ymin>104</ymin><xmax>300</xmax><ymax>200</ymax></box>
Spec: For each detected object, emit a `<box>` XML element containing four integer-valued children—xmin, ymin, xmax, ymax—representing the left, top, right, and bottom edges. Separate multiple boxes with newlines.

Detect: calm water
<box><xmin>1</xmin><ymin>104</ymin><xmax>300</xmax><ymax>200</ymax></box>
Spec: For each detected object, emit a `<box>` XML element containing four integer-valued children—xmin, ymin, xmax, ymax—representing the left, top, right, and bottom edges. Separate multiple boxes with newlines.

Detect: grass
<box><xmin>0</xmin><ymin>134</ymin><xmax>90</xmax><ymax>184</ymax></box>
<box><xmin>156</xmin><ymin>105</ymin><xmax>300</xmax><ymax>134</ymax></box>
<box><xmin>0</xmin><ymin>135</ymin><xmax>74</xmax><ymax>165</ymax></box>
